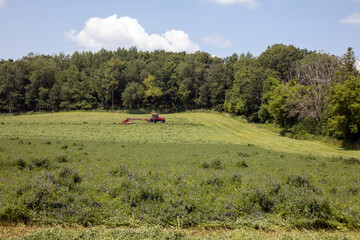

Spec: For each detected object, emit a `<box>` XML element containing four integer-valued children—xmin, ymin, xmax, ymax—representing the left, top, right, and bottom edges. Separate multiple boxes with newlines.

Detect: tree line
<box><xmin>0</xmin><ymin>44</ymin><xmax>359</xmax><ymax>143</ymax></box>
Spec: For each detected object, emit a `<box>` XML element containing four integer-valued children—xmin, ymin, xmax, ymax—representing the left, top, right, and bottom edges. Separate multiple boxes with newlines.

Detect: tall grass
<box><xmin>0</xmin><ymin>111</ymin><xmax>359</xmax><ymax>237</ymax></box>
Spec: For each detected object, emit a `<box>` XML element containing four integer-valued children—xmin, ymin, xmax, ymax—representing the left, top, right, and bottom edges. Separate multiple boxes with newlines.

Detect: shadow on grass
<box><xmin>341</xmin><ymin>140</ymin><xmax>360</xmax><ymax>150</ymax></box>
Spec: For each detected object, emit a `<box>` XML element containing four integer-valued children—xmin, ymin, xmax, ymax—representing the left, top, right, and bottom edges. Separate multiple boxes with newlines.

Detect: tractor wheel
<box><xmin>162</xmin><ymin>119</ymin><xmax>165</xmax><ymax>123</ymax></box>
<box><xmin>149</xmin><ymin>118</ymin><xmax>154</xmax><ymax>123</ymax></box>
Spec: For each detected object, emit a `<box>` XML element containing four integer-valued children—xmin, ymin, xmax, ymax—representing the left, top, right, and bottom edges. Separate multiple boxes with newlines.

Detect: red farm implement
<box><xmin>122</xmin><ymin>113</ymin><xmax>165</xmax><ymax>124</ymax></box>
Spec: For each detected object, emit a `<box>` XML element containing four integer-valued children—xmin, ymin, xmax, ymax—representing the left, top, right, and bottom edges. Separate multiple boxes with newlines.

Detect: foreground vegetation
<box><xmin>0</xmin><ymin>112</ymin><xmax>360</xmax><ymax>239</ymax></box>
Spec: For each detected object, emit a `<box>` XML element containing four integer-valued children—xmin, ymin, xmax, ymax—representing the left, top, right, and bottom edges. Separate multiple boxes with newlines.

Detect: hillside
<box><xmin>1</xmin><ymin>111</ymin><xmax>359</xmax><ymax>158</ymax></box>
<box><xmin>0</xmin><ymin>112</ymin><xmax>360</xmax><ymax>239</ymax></box>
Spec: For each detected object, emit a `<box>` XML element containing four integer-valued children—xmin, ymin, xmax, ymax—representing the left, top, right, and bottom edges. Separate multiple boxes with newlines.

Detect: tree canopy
<box><xmin>1</xmin><ymin>44</ymin><xmax>359</xmax><ymax>143</ymax></box>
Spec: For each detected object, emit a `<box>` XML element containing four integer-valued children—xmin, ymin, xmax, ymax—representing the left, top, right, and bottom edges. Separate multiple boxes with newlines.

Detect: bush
<box><xmin>291</xmin><ymin>117</ymin><xmax>323</xmax><ymax>137</ymax></box>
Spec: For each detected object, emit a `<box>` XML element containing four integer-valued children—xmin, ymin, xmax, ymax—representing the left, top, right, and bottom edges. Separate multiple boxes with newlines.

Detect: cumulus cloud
<box><xmin>341</xmin><ymin>12</ymin><xmax>360</xmax><ymax>25</ymax></box>
<box><xmin>356</xmin><ymin>61</ymin><xmax>360</xmax><ymax>71</ymax></box>
<box><xmin>207</xmin><ymin>0</ymin><xmax>259</xmax><ymax>8</ymax></box>
<box><xmin>65</xmin><ymin>15</ymin><xmax>200</xmax><ymax>53</ymax></box>
<box><xmin>203</xmin><ymin>35</ymin><xmax>232</xmax><ymax>48</ymax></box>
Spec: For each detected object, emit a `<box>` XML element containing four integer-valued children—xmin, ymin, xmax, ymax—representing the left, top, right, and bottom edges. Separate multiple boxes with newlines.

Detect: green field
<box><xmin>0</xmin><ymin>111</ymin><xmax>360</xmax><ymax>239</ymax></box>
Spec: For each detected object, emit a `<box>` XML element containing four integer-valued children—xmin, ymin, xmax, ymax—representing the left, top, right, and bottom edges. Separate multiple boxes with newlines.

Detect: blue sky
<box><xmin>0</xmin><ymin>0</ymin><xmax>359</xmax><ymax>60</ymax></box>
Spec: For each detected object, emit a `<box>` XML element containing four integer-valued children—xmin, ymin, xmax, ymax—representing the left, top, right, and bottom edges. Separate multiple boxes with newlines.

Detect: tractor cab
<box><xmin>152</xmin><ymin>113</ymin><xmax>159</xmax><ymax>118</ymax></box>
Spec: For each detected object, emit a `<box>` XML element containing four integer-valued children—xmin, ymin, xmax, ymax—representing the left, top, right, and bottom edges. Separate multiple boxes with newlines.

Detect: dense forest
<box><xmin>1</xmin><ymin>44</ymin><xmax>359</xmax><ymax>143</ymax></box>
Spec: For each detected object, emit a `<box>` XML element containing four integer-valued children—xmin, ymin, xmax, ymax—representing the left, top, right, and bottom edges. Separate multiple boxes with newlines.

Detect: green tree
<box><xmin>335</xmin><ymin>47</ymin><xmax>359</xmax><ymax>84</ymax></box>
<box><xmin>259</xmin><ymin>44</ymin><xmax>307</xmax><ymax>82</ymax></box>
<box><xmin>224</xmin><ymin>54</ymin><xmax>266</xmax><ymax>121</ymax></box>
<box><xmin>258</xmin><ymin>77</ymin><xmax>280</xmax><ymax>122</ymax></box>
<box><xmin>0</xmin><ymin>60</ymin><xmax>28</xmax><ymax>112</ymax></box>
<box><xmin>104</xmin><ymin>56</ymin><xmax>126</xmax><ymax>109</ymax></box>
<box><xmin>121</xmin><ymin>82</ymin><xmax>145</xmax><ymax>109</ymax></box>
<box><xmin>25</xmin><ymin>56</ymin><xmax>58</xmax><ymax>110</ymax></box>
<box><xmin>328</xmin><ymin>75</ymin><xmax>360</xmax><ymax>142</ymax></box>
<box><xmin>143</xmin><ymin>74</ymin><xmax>163</xmax><ymax>108</ymax></box>
<box><xmin>267</xmin><ymin>83</ymin><xmax>292</xmax><ymax>126</ymax></box>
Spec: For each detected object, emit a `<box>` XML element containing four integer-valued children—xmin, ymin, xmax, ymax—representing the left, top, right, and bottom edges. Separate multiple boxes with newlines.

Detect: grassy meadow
<box><xmin>0</xmin><ymin>111</ymin><xmax>360</xmax><ymax>239</ymax></box>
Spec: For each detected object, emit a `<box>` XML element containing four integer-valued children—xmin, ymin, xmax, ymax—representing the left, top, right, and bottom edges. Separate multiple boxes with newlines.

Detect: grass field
<box><xmin>0</xmin><ymin>111</ymin><xmax>360</xmax><ymax>239</ymax></box>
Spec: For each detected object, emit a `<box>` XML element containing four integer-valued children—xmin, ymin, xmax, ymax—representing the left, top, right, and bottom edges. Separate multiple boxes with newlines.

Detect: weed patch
<box><xmin>30</xmin><ymin>158</ymin><xmax>51</xmax><ymax>170</ymax></box>
<box><xmin>15</xmin><ymin>158</ymin><xmax>27</xmax><ymax>170</ymax></box>
<box><xmin>344</xmin><ymin>157</ymin><xmax>360</xmax><ymax>165</ymax></box>
<box><xmin>236</xmin><ymin>160</ymin><xmax>248</xmax><ymax>168</ymax></box>
<box><xmin>110</xmin><ymin>165</ymin><xmax>129</xmax><ymax>177</ymax></box>
<box><xmin>56</xmin><ymin>155</ymin><xmax>69</xmax><ymax>163</ymax></box>
<box><xmin>201</xmin><ymin>160</ymin><xmax>225</xmax><ymax>169</ymax></box>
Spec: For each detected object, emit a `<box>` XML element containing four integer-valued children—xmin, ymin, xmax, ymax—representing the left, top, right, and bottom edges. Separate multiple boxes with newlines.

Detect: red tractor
<box><xmin>149</xmin><ymin>113</ymin><xmax>165</xmax><ymax>123</ymax></box>
<box><xmin>122</xmin><ymin>113</ymin><xmax>165</xmax><ymax>124</ymax></box>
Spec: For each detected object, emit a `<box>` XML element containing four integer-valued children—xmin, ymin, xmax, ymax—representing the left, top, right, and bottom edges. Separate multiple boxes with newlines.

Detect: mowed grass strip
<box><xmin>0</xmin><ymin>111</ymin><xmax>359</xmax><ymax>158</ymax></box>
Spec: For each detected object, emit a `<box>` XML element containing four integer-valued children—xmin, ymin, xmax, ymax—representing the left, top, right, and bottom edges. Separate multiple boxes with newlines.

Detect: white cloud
<box><xmin>0</xmin><ymin>0</ymin><xmax>5</xmax><ymax>7</ymax></box>
<box><xmin>207</xmin><ymin>0</ymin><xmax>259</xmax><ymax>8</ymax></box>
<box><xmin>203</xmin><ymin>35</ymin><xmax>232</xmax><ymax>48</ymax></box>
<box><xmin>356</xmin><ymin>61</ymin><xmax>360</xmax><ymax>71</ymax></box>
<box><xmin>65</xmin><ymin>15</ymin><xmax>200</xmax><ymax>53</ymax></box>
<box><xmin>341</xmin><ymin>12</ymin><xmax>360</xmax><ymax>25</ymax></box>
